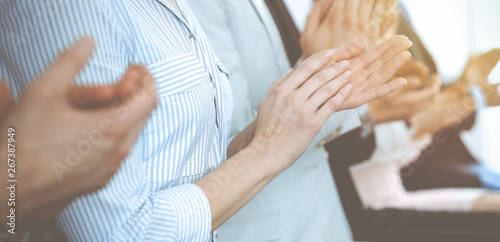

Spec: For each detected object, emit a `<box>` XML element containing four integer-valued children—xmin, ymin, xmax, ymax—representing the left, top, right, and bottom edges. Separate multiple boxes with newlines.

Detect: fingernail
<box><xmin>340</xmin><ymin>60</ymin><xmax>349</xmax><ymax>68</ymax></box>
<box><xmin>324</xmin><ymin>49</ymin><xmax>335</xmax><ymax>58</ymax></box>
<box><xmin>343</xmin><ymin>71</ymin><xmax>351</xmax><ymax>78</ymax></box>
<box><xmin>344</xmin><ymin>84</ymin><xmax>353</xmax><ymax>91</ymax></box>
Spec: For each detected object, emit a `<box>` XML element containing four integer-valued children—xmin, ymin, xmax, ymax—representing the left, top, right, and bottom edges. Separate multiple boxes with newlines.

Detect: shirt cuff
<box><xmin>160</xmin><ymin>184</ymin><xmax>212</xmax><ymax>241</ymax></box>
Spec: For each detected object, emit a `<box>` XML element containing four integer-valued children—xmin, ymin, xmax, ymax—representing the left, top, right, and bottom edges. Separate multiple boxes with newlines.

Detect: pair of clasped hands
<box><xmin>0</xmin><ymin>30</ymin><xmax>411</xmax><ymax>224</ymax></box>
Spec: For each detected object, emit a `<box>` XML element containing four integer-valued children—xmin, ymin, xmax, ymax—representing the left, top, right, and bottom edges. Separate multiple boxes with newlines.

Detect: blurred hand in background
<box><xmin>368</xmin><ymin>59</ymin><xmax>441</xmax><ymax>123</ymax></box>
<box><xmin>301</xmin><ymin>0</ymin><xmax>400</xmax><ymax>59</ymax></box>
<box><xmin>460</xmin><ymin>48</ymin><xmax>500</xmax><ymax>107</ymax></box>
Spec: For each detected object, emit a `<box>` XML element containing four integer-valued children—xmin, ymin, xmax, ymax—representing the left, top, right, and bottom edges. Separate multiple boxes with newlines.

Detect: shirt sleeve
<box><xmin>111</xmin><ymin>183</ymin><xmax>212</xmax><ymax>241</ymax></box>
<box><xmin>0</xmin><ymin>1</ymin><xmax>213</xmax><ymax>241</ymax></box>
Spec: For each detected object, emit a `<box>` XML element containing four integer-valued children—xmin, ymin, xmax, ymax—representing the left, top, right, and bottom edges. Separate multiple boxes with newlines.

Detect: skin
<box><xmin>0</xmin><ymin>82</ymin><xmax>10</xmax><ymax>122</ymax></box>
<box><xmin>368</xmin><ymin>59</ymin><xmax>442</xmax><ymax>123</ymax></box>
<box><xmin>301</xmin><ymin>0</ymin><xmax>399</xmax><ymax>58</ymax></box>
<box><xmin>0</xmin><ymin>38</ymin><xmax>158</xmax><ymax>225</ymax></box>
<box><xmin>203</xmin><ymin>36</ymin><xmax>412</xmax><ymax>231</ymax></box>
<box><xmin>3</xmin><ymin>1</ymin><xmax>411</xmax><ymax>234</ymax></box>
<box><xmin>409</xmin><ymin>82</ymin><xmax>476</xmax><ymax>138</ymax></box>
<box><xmin>471</xmin><ymin>193</ymin><xmax>500</xmax><ymax>212</ymax></box>
<box><xmin>460</xmin><ymin>49</ymin><xmax>500</xmax><ymax>106</ymax></box>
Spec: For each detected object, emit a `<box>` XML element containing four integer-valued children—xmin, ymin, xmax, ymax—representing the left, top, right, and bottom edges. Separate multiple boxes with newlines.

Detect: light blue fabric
<box><xmin>0</xmin><ymin>0</ymin><xmax>232</xmax><ymax>241</ymax></box>
<box><xmin>189</xmin><ymin>0</ymin><xmax>353</xmax><ymax>241</ymax></box>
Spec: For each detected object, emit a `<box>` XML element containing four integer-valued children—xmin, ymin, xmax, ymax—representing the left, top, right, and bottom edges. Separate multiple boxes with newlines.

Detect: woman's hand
<box><xmin>250</xmin><ymin>36</ymin><xmax>411</xmax><ymax>171</ymax></box>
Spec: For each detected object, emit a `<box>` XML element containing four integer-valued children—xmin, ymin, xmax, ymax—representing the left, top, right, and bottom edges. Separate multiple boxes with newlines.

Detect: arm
<box><xmin>199</xmin><ymin>35</ymin><xmax>413</xmax><ymax>231</ymax></box>
<box><xmin>0</xmin><ymin>38</ymin><xmax>157</xmax><ymax>223</ymax></box>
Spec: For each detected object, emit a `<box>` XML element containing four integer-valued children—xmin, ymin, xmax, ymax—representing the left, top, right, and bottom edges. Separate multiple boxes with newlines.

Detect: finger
<box><xmin>35</xmin><ymin>37</ymin><xmax>95</xmax><ymax>95</ymax></box>
<box><xmin>307</xmin><ymin>69</ymin><xmax>352</xmax><ymax>109</ymax></box>
<box><xmin>370</xmin><ymin>0</ymin><xmax>386</xmax><ymax>22</ymax></box>
<box><xmin>331</xmin><ymin>40</ymin><xmax>368</xmax><ymax>63</ymax></box>
<box><xmin>380</xmin><ymin>9</ymin><xmax>400</xmax><ymax>38</ymax></box>
<box><xmin>118</xmin><ymin>65</ymin><xmax>152</xmax><ymax>97</ymax></box>
<box><xmin>359</xmin><ymin>0</ymin><xmax>376</xmax><ymax>28</ymax></box>
<box><xmin>316</xmin><ymin>84</ymin><xmax>353</xmax><ymax>122</ymax></box>
<box><xmin>68</xmin><ymin>65</ymin><xmax>150</xmax><ymax>109</ymax></box>
<box><xmin>328</xmin><ymin>0</ymin><xmax>346</xmax><ymax>22</ymax></box>
<box><xmin>286</xmin><ymin>41</ymin><xmax>365</xmax><ymax>90</ymax></box>
<box><xmin>356</xmin><ymin>77</ymin><xmax>407</xmax><ymax>105</ymax></box>
<box><xmin>396</xmin><ymin>59</ymin><xmax>429</xmax><ymax>81</ymax></box>
<box><xmin>0</xmin><ymin>81</ymin><xmax>12</xmax><ymax>118</ymax></box>
<box><xmin>298</xmin><ymin>61</ymin><xmax>350</xmax><ymax>102</ymax></box>
<box><xmin>281</xmin><ymin>50</ymin><xmax>337</xmax><ymax>90</ymax></box>
<box><xmin>364</xmin><ymin>40</ymin><xmax>413</xmax><ymax>84</ymax></box>
<box><xmin>427</xmin><ymin>74</ymin><xmax>443</xmax><ymax>92</ymax></box>
<box><xmin>366</xmin><ymin>51</ymin><xmax>412</xmax><ymax>89</ymax></box>
<box><xmin>357</xmin><ymin>35</ymin><xmax>410</xmax><ymax>69</ymax></box>
<box><xmin>320</xmin><ymin>0</ymin><xmax>334</xmax><ymax>21</ymax></box>
<box><xmin>68</xmin><ymin>85</ymin><xmax>118</xmax><ymax>109</ymax></box>
<box><xmin>400</xmin><ymin>76</ymin><xmax>423</xmax><ymax>91</ymax></box>
<box><xmin>392</xmin><ymin>83</ymin><xmax>439</xmax><ymax>107</ymax></box>
<box><xmin>303</xmin><ymin>2</ymin><xmax>323</xmax><ymax>39</ymax></box>
<box><xmin>267</xmin><ymin>68</ymin><xmax>294</xmax><ymax>97</ymax></box>
<box><xmin>103</xmin><ymin>71</ymin><xmax>157</xmax><ymax>125</ymax></box>
<box><xmin>345</xmin><ymin>0</ymin><xmax>361</xmax><ymax>24</ymax></box>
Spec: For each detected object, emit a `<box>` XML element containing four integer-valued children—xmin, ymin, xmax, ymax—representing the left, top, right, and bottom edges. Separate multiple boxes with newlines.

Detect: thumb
<box><xmin>35</xmin><ymin>37</ymin><xmax>95</xmax><ymax>95</ymax></box>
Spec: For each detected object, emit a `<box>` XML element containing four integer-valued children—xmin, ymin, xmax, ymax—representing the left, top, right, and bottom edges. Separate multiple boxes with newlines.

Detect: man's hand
<box><xmin>460</xmin><ymin>48</ymin><xmax>500</xmax><ymax>106</ymax></box>
<box><xmin>301</xmin><ymin>0</ymin><xmax>400</xmax><ymax>59</ymax></box>
<box><xmin>0</xmin><ymin>82</ymin><xmax>11</xmax><ymax>121</ymax></box>
<box><xmin>0</xmin><ymin>37</ymin><xmax>157</xmax><ymax>223</ymax></box>
<box><xmin>410</xmin><ymin>83</ymin><xmax>475</xmax><ymax>138</ymax></box>
<box><xmin>368</xmin><ymin>59</ymin><xmax>442</xmax><ymax>123</ymax></box>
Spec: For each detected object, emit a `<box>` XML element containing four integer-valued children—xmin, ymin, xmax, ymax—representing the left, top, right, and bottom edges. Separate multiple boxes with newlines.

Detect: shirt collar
<box><xmin>155</xmin><ymin>0</ymin><xmax>198</xmax><ymax>39</ymax></box>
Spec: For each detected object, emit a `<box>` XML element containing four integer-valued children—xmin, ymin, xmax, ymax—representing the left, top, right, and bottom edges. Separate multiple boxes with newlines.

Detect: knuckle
<box><xmin>325</xmin><ymin>84</ymin><xmax>337</xmax><ymax>94</ymax></box>
<box><xmin>314</xmin><ymin>71</ymin><xmax>329</xmax><ymax>82</ymax></box>
<box><xmin>327</xmin><ymin>99</ymin><xmax>340</xmax><ymax>111</ymax></box>
<box><xmin>303</xmin><ymin>61</ymin><xmax>318</xmax><ymax>74</ymax></box>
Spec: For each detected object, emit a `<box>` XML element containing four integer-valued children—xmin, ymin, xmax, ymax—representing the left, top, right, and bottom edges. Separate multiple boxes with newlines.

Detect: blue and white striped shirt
<box><xmin>0</xmin><ymin>0</ymin><xmax>232</xmax><ymax>241</ymax></box>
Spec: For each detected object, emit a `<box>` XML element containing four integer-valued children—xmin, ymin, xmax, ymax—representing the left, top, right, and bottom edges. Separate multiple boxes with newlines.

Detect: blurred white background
<box><xmin>401</xmin><ymin>0</ymin><xmax>500</xmax><ymax>172</ymax></box>
<box><xmin>285</xmin><ymin>0</ymin><xmax>500</xmax><ymax>171</ymax></box>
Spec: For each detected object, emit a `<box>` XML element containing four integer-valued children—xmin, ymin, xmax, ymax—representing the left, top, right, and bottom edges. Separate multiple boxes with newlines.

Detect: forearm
<box><xmin>227</xmin><ymin>119</ymin><xmax>256</xmax><ymax>158</ymax></box>
<box><xmin>195</xmin><ymin>142</ymin><xmax>282</xmax><ymax>232</ymax></box>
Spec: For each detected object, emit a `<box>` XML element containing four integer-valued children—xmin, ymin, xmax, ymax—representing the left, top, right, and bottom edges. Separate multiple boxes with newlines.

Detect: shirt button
<box><xmin>215</xmin><ymin>234</ymin><xmax>219</xmax><ymax>239</ymax></box>
<box><xmin>189</xmin><ymin>33</ymin><xmax>194</xmax><ymax>40</ymax></box>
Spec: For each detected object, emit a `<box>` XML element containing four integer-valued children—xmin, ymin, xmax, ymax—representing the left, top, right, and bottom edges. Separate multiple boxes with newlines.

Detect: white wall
<box><xmin>400</xmin><ymin>0</ymin><xmax>500</xmax><ymax>83</ymax></box>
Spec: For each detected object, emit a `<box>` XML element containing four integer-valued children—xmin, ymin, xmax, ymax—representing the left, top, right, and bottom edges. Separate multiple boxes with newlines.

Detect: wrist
<box><xmin>245</xmin><ymin>140</ymin><xmax>288</xmax><ymax>177</ymax></box>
